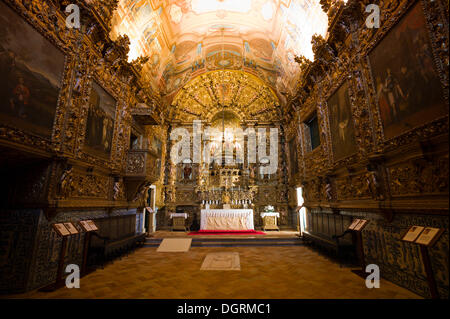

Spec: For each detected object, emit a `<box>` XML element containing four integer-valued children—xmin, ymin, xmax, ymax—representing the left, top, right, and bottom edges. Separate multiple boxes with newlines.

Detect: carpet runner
<box><xmin>188</xmin><ymin>230</ymin><xmax>266</xmax><ymax>236</ymax></box>
<box><xmin>156</xmin><ymin>238</ymin><xmax>192</xmax><ymax>252</ymax></box>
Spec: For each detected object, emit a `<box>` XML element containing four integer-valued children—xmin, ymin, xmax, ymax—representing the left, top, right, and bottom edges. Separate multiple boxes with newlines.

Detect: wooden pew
<box><xmin>86</xmin><ymin>214</ymin><xmax>146</xmax><ymax>268</ymax></box>
<box><xmin>89</xmin><ymin>232</ymin><xmax>146</xmax><ymax>267</ymax></box>
<box><xmin>302</xmin><ymin>230</ymin><xmax>357</xmax><ymax>265</ymax></box>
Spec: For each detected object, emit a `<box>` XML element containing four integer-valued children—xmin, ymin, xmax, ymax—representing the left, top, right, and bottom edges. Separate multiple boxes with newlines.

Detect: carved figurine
<box><xmin>366</xmin><ymin>170</ymin><xmax>383</xmax><ymax>200</ymax></box>
<box><xmin>73</xmin><ymin>69</ymin><xmax>83</xmax><ymax>93</ymax></box>
<box><xmin>133</xmin><ymin>182</ymin><xmax>151</xmax><ymax>202</ymax></box>
<box><xmin>59</xmin><ymin>166</ymin><xmax>73</xmax><ymax>199</ymax></box>
<box><xmin>113</xmin><ymin>181</ymin><xmax>122</xmax><ymax>201</ymax></box>
<box><xmin>325</xmin><ymin>182</ymin><xmax>333</xmax><ymax>201</ymax></box>
<box><xmin>222</xmin><ymin>191</ymin><xmax>231</xmax><ymax>204</ymax></box>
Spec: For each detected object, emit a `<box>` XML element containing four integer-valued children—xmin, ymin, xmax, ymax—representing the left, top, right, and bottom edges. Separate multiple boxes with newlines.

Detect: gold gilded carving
<box><xmin>126</xmin><ymin>152</ymin><xmax>146</xmax><ymax>175</ymax></box>
<box><xmin>170</xmin><ymin>70</ymin><xmax>280</xmax><ymax>123</ymax></box>
<box><xmin>389</xmin><ymin>158</ymin><xmax>449</xmax><ymax>196</ymax></box>
<box><xmin>291</xmin><ymin>0</ymin><xmax>448</xmax><ymax>214</ymax></box>
<box><xmin>336</xmin><ymin>173</ymin><xmax>371</xmax><ymax>201</ymax></box>
<box><xmin>71</xmin><ymin>174</ymin><xmax>109</xmax><ymax>199</ymax></box>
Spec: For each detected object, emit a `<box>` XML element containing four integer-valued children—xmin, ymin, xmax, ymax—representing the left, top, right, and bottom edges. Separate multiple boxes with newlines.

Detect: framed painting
<box><xmin>151</xmin><ymin>136</ymin><xmax>162</xmax><ymax>157</ymax></box>
<box><xmin>328</xmin><ymin>81</ymin><xmax>357</xmax><ymax>161</ymax></box>
<box><xmin>288</xmin><ymin>138</ymin><xmax>298</xmax><ymax>177</ymax></box>
<box><xmin>369</xmin><ymin>3</ymin><xmax>447</xmax><ymax>140</ymax></box>
<box><xmin>0</xmin><ymin>2</ymin><xmax>65</xmax><ymax>139</ymax></box>
<box><xmin>155</xmin><ymin>158</ymin><xmax>161</xmax><ymax>178</ymax></box>
<box><xmin>84</xmin><ymin>82</ymin><xmax>116</xmax><ymax>158</ymax></box>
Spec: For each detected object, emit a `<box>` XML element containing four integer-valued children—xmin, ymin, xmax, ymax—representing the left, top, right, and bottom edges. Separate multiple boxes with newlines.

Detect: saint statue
<box><xmin>222</xmin><ymin>191</ymin><xmax>231</xmax><ymax>204</ymax></box>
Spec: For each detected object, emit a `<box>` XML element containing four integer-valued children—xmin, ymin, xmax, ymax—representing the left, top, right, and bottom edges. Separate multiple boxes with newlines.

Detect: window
<box><xmin>296</xmin><ymin>187</ymin><xmax>307</xmax><ymax>235</ymax></box>
<box><xmin>130</xmin><ymin>133</ymin><xmax>140</xmax><ymax>150</ymax></box>
<box><xmin>306</xmin><ymin>114</ymin><xmax>320</xmax><ymax>150</ymax></box>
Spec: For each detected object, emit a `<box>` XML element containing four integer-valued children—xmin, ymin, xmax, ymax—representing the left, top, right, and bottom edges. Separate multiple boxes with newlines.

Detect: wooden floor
<box><xmin>7</xmin><ymin>235</ymin><xmax>421</xmax><ymax>299</ymax></box>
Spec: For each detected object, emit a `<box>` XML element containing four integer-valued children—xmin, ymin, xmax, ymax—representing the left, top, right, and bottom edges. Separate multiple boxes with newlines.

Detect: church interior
<box><xmin>0</xmin><ymin>0</ymin><xmax>448</xmax><ymax>300</ymax></box>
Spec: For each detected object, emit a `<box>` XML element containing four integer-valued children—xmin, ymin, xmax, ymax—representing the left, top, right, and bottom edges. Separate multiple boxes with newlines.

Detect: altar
<box><xmin>200</xmin><ymin>209</ymin><xmax>254</xmax><ymax>230</ymax></box>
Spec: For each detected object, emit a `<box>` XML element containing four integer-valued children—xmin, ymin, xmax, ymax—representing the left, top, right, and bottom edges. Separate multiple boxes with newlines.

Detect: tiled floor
<box><xmin>8</xmin><ymin>244</ymin><xmax>421</xmax><ymax>299</ymax></box>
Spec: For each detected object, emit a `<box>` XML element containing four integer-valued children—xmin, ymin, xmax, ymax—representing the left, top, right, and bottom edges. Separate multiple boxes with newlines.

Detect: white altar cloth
<box><xmin>200</xmin><ymin>209</ymin><xmax>254</xmax><ymax>230</ymax></box>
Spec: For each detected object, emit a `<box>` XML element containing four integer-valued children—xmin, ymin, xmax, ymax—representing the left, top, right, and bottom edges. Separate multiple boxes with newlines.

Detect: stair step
<box><xmin>143</xmin><ymin>237</ymin><xmax>304</xmax><ymax>247</ymax></box>
<box><xmin>145</xmin><ymin>237</ymin><xmax>301</xmax><ymax>243</ymax></box>
<box><xmin>144</xmin><ymin>243</ymin><xmax>303</xmax><ymax>248</ymax></box>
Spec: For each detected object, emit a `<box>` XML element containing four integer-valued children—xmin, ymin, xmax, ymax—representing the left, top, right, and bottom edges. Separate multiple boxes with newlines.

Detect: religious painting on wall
<box><xmin>84</xmin><ymin>82</ymin><xmax>116</xmax><ymax>158</ymax></box>
<box><xmin>151</xmin><ymin>136</ymin><xmax>162</xmax><ymax>157</ymax></box>
<box><xmin>0</xmin><ymin>2</ymin><xmax>65</xmax><ymax>139</ymax></box>
<box><xmin>369</xmin><ymin>3</ymin><xmax>447</xmax><ymax>140</ymax></box>
<box><xmin>288</xmin><ymin>138</ymin><xmax>299</xmax><ymax>177</ymax></box>
<box><xmin>182</xmin><ymin>158</ymin><xmax>193</xmax><ymax>181</ymax></box>
<box><xmin>328</xmin><ymin>81</ymin><xmax>357</xmax><ymax>161</ymax></box>
<box><xmin>155</xmin><ymin>158</ymin><xmax>161</xmax><ymax>178</ymax></box>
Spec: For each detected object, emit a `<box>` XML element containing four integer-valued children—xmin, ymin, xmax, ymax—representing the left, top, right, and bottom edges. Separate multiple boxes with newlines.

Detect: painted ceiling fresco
<box><xmin>110</xmin><ymin>0</ymin><xmax>328</xmax><ymax>104</ymax></box>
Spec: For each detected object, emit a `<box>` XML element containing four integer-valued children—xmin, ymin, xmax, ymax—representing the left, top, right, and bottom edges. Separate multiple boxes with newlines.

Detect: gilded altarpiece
<box><xmin>159</xmin><ymin>70</ymin><xmax>291</xmax><ymax>228</ymax></box>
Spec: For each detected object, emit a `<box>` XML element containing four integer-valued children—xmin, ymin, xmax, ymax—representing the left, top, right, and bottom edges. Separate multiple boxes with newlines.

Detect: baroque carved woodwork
<box><xmin>0</xmin><ymin>0</ymin><xmax>163</xmax><ymax>214</ymax></box>
<box><xmin>0</xmin><ymin>0</ymin><xmax>447</xmax><ymax>218</ymax></box>
<box><xmin>169</xmin><ymin>70</ymin><xmax>281</xmax><ymax>124</ymax></box>
<box><xmin>291</xmin><ymin>0</ymin><xmax>449</xmax><ymax>214</ymax></box>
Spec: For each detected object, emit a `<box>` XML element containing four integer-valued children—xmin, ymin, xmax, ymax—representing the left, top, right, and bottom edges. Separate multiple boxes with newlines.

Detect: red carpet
<box><xmin>188</xmin><ymin>230</ymin><xmax>266</xmax><ymax>236</ymax></box>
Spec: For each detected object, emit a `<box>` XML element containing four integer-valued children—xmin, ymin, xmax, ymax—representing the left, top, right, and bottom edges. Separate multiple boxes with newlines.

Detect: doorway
<box><xmin>296</xmin><ymin>187</ymin><xmax>307</xmax><ymax>235</ymax></box>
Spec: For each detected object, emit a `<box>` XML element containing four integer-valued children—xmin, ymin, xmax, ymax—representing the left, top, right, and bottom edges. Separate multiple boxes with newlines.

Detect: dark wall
<box><xmin>306</xmin><ymin>209</ymin><xmax>449</xmax><ymax>298</ymax></box>
<box><xmin>0</xmin><ymin>208</ymin><xmax>137</xmax><ymax>294</ymax></box>
<box><xmin>0</xmin><ymin>209</ymin><xmax>40</xmax><ymax>293</ymax></box>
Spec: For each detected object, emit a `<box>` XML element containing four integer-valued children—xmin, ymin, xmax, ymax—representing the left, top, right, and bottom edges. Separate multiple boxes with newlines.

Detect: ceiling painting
<box><xmin>110</xmin><ymin>0</ymin><xmax>328</xmax><ymax>103</ymax></box>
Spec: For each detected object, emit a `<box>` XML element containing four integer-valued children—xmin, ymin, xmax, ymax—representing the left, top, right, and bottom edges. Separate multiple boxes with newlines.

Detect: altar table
<box><xmin>170</xmin><ymin>213</ymin><xmax>189</xmax><ymax>231</ymax></box>
<box><xmin>200</xmin><ymin>209</ymin><xmax>254</xmax><ymax>230</ymax></box>
<box><xmin>260</xmin><ymin>212</ymin><xmax>280</xmax><ymax>231</ymax></box>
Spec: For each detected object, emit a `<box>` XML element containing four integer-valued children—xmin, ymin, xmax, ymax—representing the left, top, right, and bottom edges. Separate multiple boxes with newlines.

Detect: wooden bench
<box><xmin>303</xmin><ymin>230</ymin><xmax>356</xmax><ymax>264</ymax></box>
<box><xmin>88</xmin><ymin>233</ymin><xmax>146</xmax><ymax>267</ymax></box>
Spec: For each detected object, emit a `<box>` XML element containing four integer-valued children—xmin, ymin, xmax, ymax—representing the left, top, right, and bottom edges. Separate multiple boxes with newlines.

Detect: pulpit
<box><xmin>170</xmin><ymin>213</ymin><xmax>188</xmax><ymax>231</ymax></box>
<box><xmin>261</xmin><ymin>212</ymin><xmax>280</xmax><ymax>231</ymax></box>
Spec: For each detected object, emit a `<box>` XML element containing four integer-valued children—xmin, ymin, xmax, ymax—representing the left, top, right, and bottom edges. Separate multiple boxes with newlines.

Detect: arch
<box><xmin>170</xmin><ymin>70</ymin><xmax>281</xmax><ymax>123</ymax></box>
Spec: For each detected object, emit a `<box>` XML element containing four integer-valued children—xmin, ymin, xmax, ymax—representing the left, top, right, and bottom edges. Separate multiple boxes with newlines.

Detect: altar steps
<box><xmin>144</xmin><ymin>237</ymin><xmax>304</xmax><ymax>248</ymax></box>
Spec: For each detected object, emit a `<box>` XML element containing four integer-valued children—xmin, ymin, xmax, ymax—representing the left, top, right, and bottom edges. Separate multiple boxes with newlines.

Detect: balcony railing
<box><xmin>125</xmin><ymin>149</ymin><xmax>161</xmax><ymax>182</ymax></box>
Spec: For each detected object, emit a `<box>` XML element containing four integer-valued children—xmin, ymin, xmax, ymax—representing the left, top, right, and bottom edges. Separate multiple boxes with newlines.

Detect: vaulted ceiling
<box><xmin>110</xmin><ymin>0</ymin><xmax>329</xmax><ymax>107</ymax></box>
<box><xmin>168</xmin><ymin>70</ymin><xmax>281</xmax><ymax>123</ymax></box>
